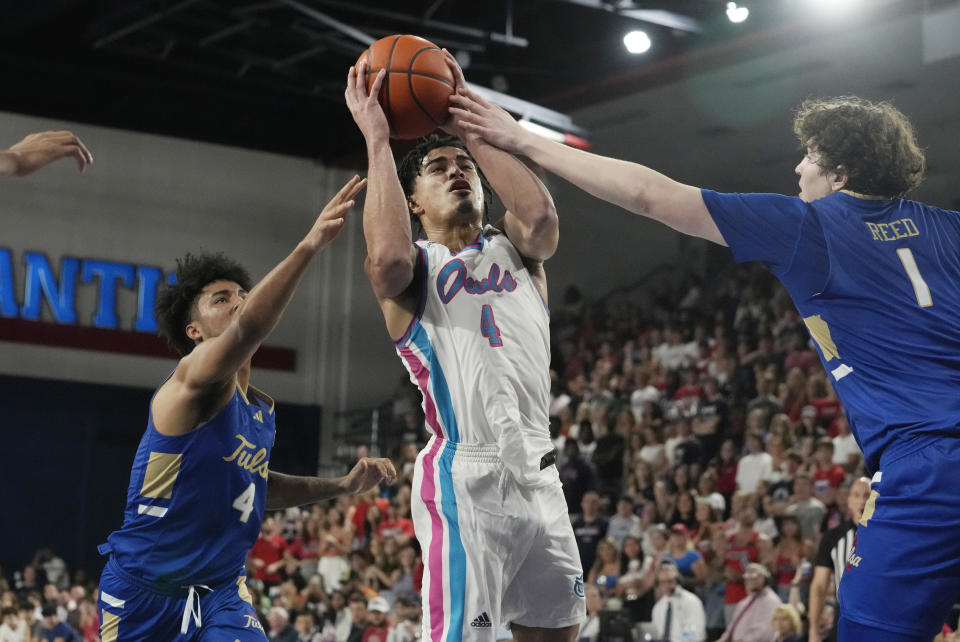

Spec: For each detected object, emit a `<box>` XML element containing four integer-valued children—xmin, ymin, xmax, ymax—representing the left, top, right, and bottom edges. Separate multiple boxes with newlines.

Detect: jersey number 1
<box><xmin>896</xmin><ymin>248</ymin><xmax>933</xmax><ymax>307</ymax></box>
<box><xmin>480</xmin><ymin>304</ymin><xmax>503</xmax><ymax>347</ymax></box>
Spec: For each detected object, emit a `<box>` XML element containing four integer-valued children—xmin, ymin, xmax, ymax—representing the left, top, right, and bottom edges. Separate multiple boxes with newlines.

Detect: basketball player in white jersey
<box><xmin>345</xmin><ymin>53</ymin><xmax>585</xmax><ymax>642</ymax></box>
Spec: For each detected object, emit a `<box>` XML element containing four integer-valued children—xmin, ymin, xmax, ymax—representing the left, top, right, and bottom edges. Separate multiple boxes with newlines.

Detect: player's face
<box><xmin>795</xmin><ymin>148</ymin><xmax>843</xmax><ymax>202</ymax></box>
<box><xmin>186</xmin><ymin>280</ymin><xmax>248</xmax><ymax>345</ymax></box>
<box><xmin>409</xmin><ymin>146</ymin><xmax>484</xmax><ymax>226</ymax></box>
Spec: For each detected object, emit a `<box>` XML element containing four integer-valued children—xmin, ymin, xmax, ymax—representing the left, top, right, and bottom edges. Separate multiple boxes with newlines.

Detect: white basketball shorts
<box><xmin>411</xmin><ymin>435</ymin><xmax>586</xmax><ymax>642</ymax></box>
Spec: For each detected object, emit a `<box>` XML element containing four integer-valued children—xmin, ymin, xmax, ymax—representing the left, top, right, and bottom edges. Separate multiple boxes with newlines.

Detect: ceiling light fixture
<box><xmin>726</xmin><ymin>2</ymin><xmax>749</xmax><ymax>23</ymax></box>
<box><xmin>623</xmin><ymin>30</ymin><xmax>651</xmax><ymax>54</ymax></box>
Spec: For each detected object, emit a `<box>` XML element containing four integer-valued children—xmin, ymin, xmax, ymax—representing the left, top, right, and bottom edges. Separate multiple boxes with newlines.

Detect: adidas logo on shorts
<box><xmin>470</xmin><ymin>612</ymin><xmax>492</xmax><ymax>628</ymax></box>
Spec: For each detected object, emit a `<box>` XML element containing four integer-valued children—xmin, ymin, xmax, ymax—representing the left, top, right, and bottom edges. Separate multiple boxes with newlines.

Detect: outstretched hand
<box><xmin>343</xmin><ymin>456</ymin><xmax>398</xmax><ymax>495</ymax></box>
<box><xmin>2</xmin><ymin>130</ymin><xmax>93</xmax><ymax>176</ymax></box>
<box><xmin>302</xmin><ymin>175</ymin><xmax>367</xmax><ymax>253</ymax></box>
<box><xmin>446</xmin><ymin>62</ymin><xmax>527</xmax><ymax>154</ymax></box>
<box><xmin>345</xmin><ymin>61</ymin><xmax>390</xmax><ymax>142</ymax></box>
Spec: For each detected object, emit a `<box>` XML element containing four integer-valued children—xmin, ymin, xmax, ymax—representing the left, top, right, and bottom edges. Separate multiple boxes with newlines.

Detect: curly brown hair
<box><xmin>793</xmin><ymin>96</ymin><xmax>925</xmax><ymax>197</ymax></box>
<box><xmin>155</xmin><ymin>252</ymin><xmax>252</xmax><ymax>356</ymax></box>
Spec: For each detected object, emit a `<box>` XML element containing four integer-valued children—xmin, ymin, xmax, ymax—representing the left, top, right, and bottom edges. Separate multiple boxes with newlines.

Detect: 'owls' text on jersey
<box><xmin>704</xmin><ymin>190</ymin><xmax>960</xmax><ymax>473</ymax></box>
<box><xmin>396</xmin><ymin>227</ymin><xmax>553</xmax><ymax>486</ymax></box>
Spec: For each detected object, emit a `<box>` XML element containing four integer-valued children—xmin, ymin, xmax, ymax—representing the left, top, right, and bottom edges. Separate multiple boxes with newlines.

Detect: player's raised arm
<box><xmin>158</xmin><ymin>176</ymin><xmax>365</xmax><ymax>430</ymax></box>
<box><xmin>441</xmin><ymin>51</ymin><xmax>558</xmax><ymax>261</ymax></box>
<box><xmin>0</xmin><ymin>130</ymin><xmax>93</xmax><ymax>177</ymax></box>
<box><xmin>450</xmin><ymin>92</ymin><xmax>725</xmax><ymax>245</ymax></box>
<box><xmin>183</xmin><ymin>176</ymin><xmax>364</xmax><ymax>385</ymax></box>
<box><xmin>345</xmin><ymin>62</ymin><xmax>418</xmax><ymax>299</ymax></box>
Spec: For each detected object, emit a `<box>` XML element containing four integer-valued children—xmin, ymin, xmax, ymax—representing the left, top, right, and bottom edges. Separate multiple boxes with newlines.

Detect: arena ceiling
<box><xmin>0</xmin><ymin>0</ymin><xmax>945</xmax><ymax>168</ymax></box>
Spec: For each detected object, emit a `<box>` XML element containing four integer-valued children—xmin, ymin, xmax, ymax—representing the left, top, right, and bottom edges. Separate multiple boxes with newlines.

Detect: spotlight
<box><xmin>623</xmin><ymin>30</ymin><xmax>651</xmax><ymax>54</ymax></box>
<box><xmin>726</xmin><ymin>2</ymin><xmax>749</xmax><ymax>23</ymax></box>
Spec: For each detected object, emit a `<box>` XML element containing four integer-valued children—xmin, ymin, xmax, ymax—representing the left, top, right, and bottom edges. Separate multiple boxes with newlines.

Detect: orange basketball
<box><xmin>356</xmin><ymin>35</ymin><xmax>455</xmax><ymax>140</ymax></box>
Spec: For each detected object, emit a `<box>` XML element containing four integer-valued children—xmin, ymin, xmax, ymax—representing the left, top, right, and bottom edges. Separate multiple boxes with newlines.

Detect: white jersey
<box><xmin>396</xmin><ymin>227</ymin><xmax>553</xmax><ymax>486</ymax></box>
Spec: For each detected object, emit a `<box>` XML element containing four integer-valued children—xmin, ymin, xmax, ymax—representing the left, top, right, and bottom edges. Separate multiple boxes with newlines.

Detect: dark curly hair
<box><xmin>397</xmin><ymin>134</ymin><xmax>493</xmax><ymax>237</ymax></box>
<box><xmin>155</xmin><ymin>252</ymin><xmax>252</xmax><ymax>356</ymax></box>
<box><xmin>793</xmin><ymin>96</ymin><xmax>925</xmax><ymax>198</ymax></box>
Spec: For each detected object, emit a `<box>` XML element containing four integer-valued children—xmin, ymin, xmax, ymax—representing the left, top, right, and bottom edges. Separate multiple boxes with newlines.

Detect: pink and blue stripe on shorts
<box><xmin>418</xmin><ymin>437</ymin><xmax>466</xmax><ymax>641</ymax></box>
<box><xmin>408</xmin><ymin>325</ymin><xmax>466</xmax><ymax>641</ymax></box>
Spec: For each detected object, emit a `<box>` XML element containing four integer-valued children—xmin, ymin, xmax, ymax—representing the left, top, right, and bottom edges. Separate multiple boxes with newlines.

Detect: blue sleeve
<box><xmin>701</xmin><ymin>190</ymin><xmax>809</xmax><ymax>276</ymax></box>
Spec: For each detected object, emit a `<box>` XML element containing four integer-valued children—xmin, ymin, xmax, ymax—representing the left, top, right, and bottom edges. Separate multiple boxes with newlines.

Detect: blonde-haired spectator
<box><xmin>771</xmin><ymin>604</ymin><xmax>803</xmax><ymax>642</ymax></box>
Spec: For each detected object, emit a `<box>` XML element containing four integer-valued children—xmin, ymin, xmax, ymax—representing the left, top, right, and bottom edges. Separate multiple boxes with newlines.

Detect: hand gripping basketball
<box><xmin>353</xmin><ymin>35</ymin><xmax>456</xmax><ymax>140</ymax></box>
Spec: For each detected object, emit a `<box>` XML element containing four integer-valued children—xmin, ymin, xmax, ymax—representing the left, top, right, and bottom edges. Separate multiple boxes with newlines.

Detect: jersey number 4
<box><xmin>233</xmin><ymin>482</ymin><xmax>256</xmax><ymax>523</ymax></box>
<box><xmin>480</xmin><ymin>304</ymin><xmax>503</xmax><ymax>347</ymax></box>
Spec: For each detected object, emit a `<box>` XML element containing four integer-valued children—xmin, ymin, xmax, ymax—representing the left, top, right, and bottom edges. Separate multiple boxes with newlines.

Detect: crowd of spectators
<box><xmin>0</xmin><ymin>550</ymin><xmax>99</xmax><ymax>642</ymax></box>
<box><xmin>5</xmin><ymin>262</ymin><xmax>960</xmax><ymax>641</ymax></box>
<box><xmin>537</xmin><ymin>263</ymin><xmax>874</xmax><ymax>641</ymax></box>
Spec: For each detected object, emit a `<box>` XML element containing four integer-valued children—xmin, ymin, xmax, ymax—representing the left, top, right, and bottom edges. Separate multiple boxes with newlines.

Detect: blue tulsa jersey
<box><xmin>102</xmin><ymin>383</ymin><xmax>276</xmax><ymax>590</ymax></box>
<box><xmin>704</xmin><ymin>189</ymin><xmax>960</xmax><ymax>472</ymax></box>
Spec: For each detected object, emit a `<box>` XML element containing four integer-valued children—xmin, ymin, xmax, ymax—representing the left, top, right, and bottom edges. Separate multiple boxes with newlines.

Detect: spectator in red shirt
<box><xmin>723</xmin><ymin>507</ymin><xmax>768</xmax><ymax>624</ymax></box>
<box><xmin>78</xmin><ymin>598</ymin><xmax>99</xmax><ymax>642</ymax></box>
<box><xmin>780</xmin><ymin>367</ymin><xmax>809</xmax><ymax>422</ymax></box>
<box><xmin>672</xmin><ymin>368</ymin><xmax>702</xmax><ymax>416</ymax></box>
<box><xmin>347</xmin><ymin>493</ymin><xmax>373</xmax><ymax>544</ymax></box>
<box><xmin>782</xmin><ymin>332</ymin><xmax>817</xmax><ymax>375</ymax></box>
<box><xmin>288</xmin><ymin>516</ymin><xmax>322</xmax><ymax>577</ymax></box>
<box><xmin>811</xmin><ymin>438</ymin><xmax>846</xmax><ymax>508</ymax></box>
<box><xmin>376</xmin><ymin>501</ymin><xmax>415</xmax><ymax>544</ymax></box>
<box><xmin>249</xmin><ymin>515</ymin><xmax>287</xmax><ymax>586</ymax></box>
<box><xmin>713</xmin><ymin>438</ymin><xmax>739</xmax><ymax>499</ymax></box>
<box><xmin>809</xmin><ymin>376</ymin><xmax>842</xmax><ymax>430</ymax></box>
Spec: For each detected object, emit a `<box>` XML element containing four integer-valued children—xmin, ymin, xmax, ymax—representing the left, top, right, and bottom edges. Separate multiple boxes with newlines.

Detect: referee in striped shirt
<box><xmin>808</xmin><ymin>476</ymin><xmax>870</xmax><ymax>642</ymax></box>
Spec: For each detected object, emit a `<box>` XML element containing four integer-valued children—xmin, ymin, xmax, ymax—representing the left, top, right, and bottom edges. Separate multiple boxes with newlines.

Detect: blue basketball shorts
<box><xmin>838</xmin><ymin>438</ymin><xmax>960</xmax><ymax>640</ymax></box>
<box><xmin>97</xmin><ymin>558</ymin><xmax>267</xmax><ymax>641</ymax></box>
